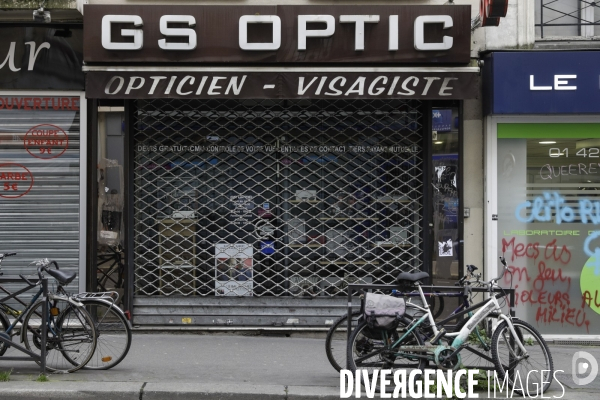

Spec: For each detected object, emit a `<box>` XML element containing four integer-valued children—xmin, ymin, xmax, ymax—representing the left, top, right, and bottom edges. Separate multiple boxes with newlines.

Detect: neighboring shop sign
<box><xmin>484</xmin><ymin>51</ymin><xmax>600</xmax><ymax>114</ymax></box>
<box><xmin>83</xmin><ymin>5</ymin><xmax>471</xmax><ymax>64</ymax></box>
<box><xmin>0</xmin><ymin>27</ymin><xmax>83</xmax><ymax>90</ymax></box>
<box><xmin>85</xmin><ymin>69</ymin><xmax>479</xmax><ymax>99</ymax></box>
<box><xmin>0</xmin><ymin>163</ymin><xmax>33</xmax><ymax>199</ymax></box>
<box><xmin>24</xmin><ymin>124</ymin><xmax>69</xmax><ymax>159</ymax></box>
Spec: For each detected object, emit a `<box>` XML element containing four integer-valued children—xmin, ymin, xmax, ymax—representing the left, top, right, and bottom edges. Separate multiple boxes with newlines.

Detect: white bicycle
<box><xmin>347</xmin><ymin>256</ymin><xmax>554</xmax><ymax>394</ymax></box>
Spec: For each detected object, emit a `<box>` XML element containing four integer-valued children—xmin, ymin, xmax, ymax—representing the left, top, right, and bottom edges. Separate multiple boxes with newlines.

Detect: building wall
<box><xmin>81</xmin><ymin>0</ymin><xmax>530</xmax><ymax>281</ymax></box>
<box><xmin>483</xmin><ymin>1</ymin><xmax>600</xmax><ymax>337</ymax></box>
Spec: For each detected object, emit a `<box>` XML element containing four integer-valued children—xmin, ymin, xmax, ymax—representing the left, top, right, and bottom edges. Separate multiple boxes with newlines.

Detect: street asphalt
<box><xmin>0</xmin><ymin>331</ymin><xmax>598</xmax><ymax>399</ymax></box>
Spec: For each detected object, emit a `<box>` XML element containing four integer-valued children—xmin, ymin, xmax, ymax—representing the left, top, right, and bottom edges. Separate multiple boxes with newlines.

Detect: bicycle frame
<box><xmin>0</xmin><ymin>275</ymin><xmax>50</xmax><ymax>373</ymax></box>
<box><xmin>349</xmin><ymin>278</ymin><xmax>486</xmax><ymax>343</ymax></box>
<box><xmin>390</xmin><ymin>283</ymin><xmax>481</xmax><ymax>339</ymax></box>
<box><xmin>390</xmin><ymin>284</ymin><xmax>528</xmax><ymax>363</ymax></box>
<box><xmin>1</xmin><ymin>281</ymin><xmax>44</xmax><ymax>337</ymax></box>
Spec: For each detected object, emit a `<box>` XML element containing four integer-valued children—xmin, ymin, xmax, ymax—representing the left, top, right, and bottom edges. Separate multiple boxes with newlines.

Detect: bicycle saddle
<box><xmin>45</xmin><ymin>268</ymin><xmax>76</xmax><ymax>285</ymax></box>
<box><xmin>396</xmin><ymin>271</ymin><xmax>429</xmax><ymax>284</ymax></box>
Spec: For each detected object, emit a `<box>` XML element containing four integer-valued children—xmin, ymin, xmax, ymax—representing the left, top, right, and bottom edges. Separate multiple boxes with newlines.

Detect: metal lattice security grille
<box><xmin>133</xmin><ymin>99</ymin><xmax>424</xmax><ymax>299</ymax></box>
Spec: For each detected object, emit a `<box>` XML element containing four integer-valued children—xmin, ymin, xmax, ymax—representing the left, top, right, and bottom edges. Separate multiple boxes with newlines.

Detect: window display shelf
<box><xmin>374</xmin><ymin>200</ymin><xmax>411</xmax><ymax>204</ymax></box>
<box><xmin>319</xmin><ymin>260</ymin><xmax>380</xmax><ymax>265</ymax></box>
<box><xmin>158</xmin><ymin>218</ymin><xmax>196</xmax><ymax>296</ymax></box>
<box><xmin>289</xmin><ymin>200</ymin><xmax>321</xmax><ymax>204</ymax></box>
<box><xmin>371</xmin><ymin>243</ymin><xmax>412</xmax><ymax>248</ymax></box>
<box><xmin>159</xmin><ymin>262</ymin><xmax>195</xmax><ymax>269</ymax></box>
<box><xmin>319</xmin><ymin>217</ymin><xmax>379</xmax><ymax>221</ymax></box>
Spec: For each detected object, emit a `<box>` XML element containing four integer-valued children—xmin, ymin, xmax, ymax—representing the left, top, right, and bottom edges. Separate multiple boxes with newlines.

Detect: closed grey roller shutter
<box><xmin>0</xmin><ymin>95</ymin><xmax>80</xmax><ymax>302</ymax></box>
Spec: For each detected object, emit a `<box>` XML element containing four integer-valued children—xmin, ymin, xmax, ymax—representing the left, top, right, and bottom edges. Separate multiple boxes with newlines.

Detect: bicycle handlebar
<box><xmin>23</xmin><ymin>258</ymin><xmax>61</xmax><ymax>283</ymax></box>
<box><xmin>486</xmin><ymin>256</ymin><xmax>509</xmax><ymax>290</ymax></box>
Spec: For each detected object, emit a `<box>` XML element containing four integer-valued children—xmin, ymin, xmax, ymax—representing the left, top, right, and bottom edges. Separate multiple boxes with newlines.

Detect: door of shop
<box><xmin>131</xmin><ymin>98</ymin><xmax>428</xmax><ymax>326</ymax></box>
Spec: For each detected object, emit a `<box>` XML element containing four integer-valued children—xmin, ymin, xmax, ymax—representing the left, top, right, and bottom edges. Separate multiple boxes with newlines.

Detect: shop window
<box><xmin>497</xmin><ymin>123</ymin><xmax>600</xmax><ymax>334</ymax></box>
<box><xmin>95</xmin><ymin>108</ymin><xmax>126</xmax><ymax>300</ymax></box>
<box><xmin>131</xmin><ymin>99</ymin><xmax>427</xmax><ymax>297</ymax></box>
<box><xmin>431</xmin><ymin>107</ymin><xmax>460</xmax><ymax>287</ymax></box>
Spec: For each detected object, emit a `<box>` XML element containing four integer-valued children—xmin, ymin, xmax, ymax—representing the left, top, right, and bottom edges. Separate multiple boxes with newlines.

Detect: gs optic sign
<box><xmin>84</xmin><ymin>5</ymin><xmax>471</xmax><ymax>64</ymax></box>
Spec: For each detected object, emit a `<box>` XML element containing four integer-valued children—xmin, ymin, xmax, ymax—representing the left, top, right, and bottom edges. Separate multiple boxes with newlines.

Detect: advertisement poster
<box><xmin>215</xmin><ymin>243</ymin><xmax>253</xmax><ymax>296</ymax></box>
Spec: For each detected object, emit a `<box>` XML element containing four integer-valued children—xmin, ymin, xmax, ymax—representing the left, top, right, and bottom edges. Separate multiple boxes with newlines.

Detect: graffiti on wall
<box><xmin>505</xmin><ymin>191</ymin><xmax>600</xmax><ymax>333</ymax></box>
<box><xmin>515</xmin><ymin>192</ymin><xmax>600</xmax><ymax>224</ymax></box>
<box><xmin>501</xmin><ymin>236</ymin><xmax>592</xmax><ymax>332</ymax></box>
<box><xmin>582</xmin><ymin>231</ymin><xmax>600</xmax><ymax>316</ymax></box>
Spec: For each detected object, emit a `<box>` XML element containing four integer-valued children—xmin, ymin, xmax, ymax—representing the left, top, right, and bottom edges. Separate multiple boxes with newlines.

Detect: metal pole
<box><xmin>540</xmin><ymin>0</ymin><xmax>544</xmax><ymax>38</ymax></box>
<box><xmin>510</xmin><ymin>288</ymin><xmax>515</xmax><ymax>318</ymax></box>
<box><xmin>347</xmin><ymin>284</ymin><xmax>352</xmax><ymax>371</ymax></box>
<box><xmin>40</xmin><ymin>277</ymin><xmax>48</xmax><ymax>375</ymax></box>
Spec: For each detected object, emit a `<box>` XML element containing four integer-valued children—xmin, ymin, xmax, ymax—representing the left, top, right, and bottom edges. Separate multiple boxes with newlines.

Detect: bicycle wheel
<box><xmin>347</xmin><ymin>319</ymin><xmax>426</xmax><ymax>386</ymax></box>
<box><xmin>22</xmin><ymin>299</ymin><xmax>96</xmax><ymax>373</ymax></box>
<box><xmin>0</xmin><ymin>310</ymin><xmax>10</xmax><ymax>356</ymax></box>
<box><xmin>78</xmin><ymin>299</ymin><xmax>132</xmax><ymax>370</ymax></box>
<box><xmin>325</xmin><ymin>311</ymin><xmax>360</xmax><ymax>372</ymax></box>
<box><xmin>491</xmin><ymin>318</ymin><xmax>554</xmax><ymax>394</ymax></box>
<box><xmin>453</xmin><ymin>313</ymin><xmax>498</xmax><ymax>371</ymax></box>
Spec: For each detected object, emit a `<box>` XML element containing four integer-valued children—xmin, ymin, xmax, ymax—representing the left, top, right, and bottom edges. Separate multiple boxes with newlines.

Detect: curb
<box><xmin>0</xmin><ymin>382</ymin><xmax>344</xmax><ymax>400</ymax></box>
<box><xmin>0</xmin><ymin>381</ymin><xmax>596</xmax><ymax>400</ymax></box>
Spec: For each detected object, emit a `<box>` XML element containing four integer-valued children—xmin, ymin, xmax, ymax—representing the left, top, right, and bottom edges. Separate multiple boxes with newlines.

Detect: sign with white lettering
<box><xmin>483</xmin><ymin>51</ymin><xmax>600</xmax><ymax>114</ymax></box>
<box><xmin>83</xmin><ymin>5</ymin><xmax>471</xmax><ymax>64</ymax></box>
<box><xmin>0</xmin><ymin>27</ymin><xmax>83</xmax><ymax>90</ymax></box>
<box><xmin>85</xmin><ymin>70</ymin><xmax>479</xmax><ymax>99</ymax></box>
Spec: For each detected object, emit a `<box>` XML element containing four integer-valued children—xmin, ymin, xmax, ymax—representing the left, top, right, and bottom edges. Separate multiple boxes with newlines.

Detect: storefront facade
<box><xmin>484</xmin><ymin>51</ymin><xmax>600</xmax><ymax>339</ymax></box>
<box><xmin>83</xmin><ymin>4</ymin><xmax>479</xmax><ymax>326</ymax></box>
<box><xmin>0</xmin><ymin>14</ymin><xmax>86</xmax><ymax>300</ymax></box>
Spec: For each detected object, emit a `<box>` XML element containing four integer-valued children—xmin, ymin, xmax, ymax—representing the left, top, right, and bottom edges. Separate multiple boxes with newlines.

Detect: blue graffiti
<box><xmin>515</xmin><ymin>192</ymin><xmax>575</xmax><ymax>224</ymax></box>
<box><xmin>584</xmin><ymin>232</ymin><xmax>600</xmax><ymax>276</ymax></box>
<box><xmin>578</xmin><ymin>199</ymin><xmax>600</xmax><ymax>224</ymax></box>
<box><xmin>515</xmin><ymin>192</ymin><xmax>600</xmax><ymax>224</ymax></box>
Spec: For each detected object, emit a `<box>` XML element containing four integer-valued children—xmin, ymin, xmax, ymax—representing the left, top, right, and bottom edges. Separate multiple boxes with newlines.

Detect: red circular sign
<box><xmin>0</xmin><ymin>163</ymin><xmax>34</xmax><ymax>199</ymax></box>
<box><xmin>24</xmin><ymin>124</ymin><xmax>69</xmax><ymax>159</ymax></box>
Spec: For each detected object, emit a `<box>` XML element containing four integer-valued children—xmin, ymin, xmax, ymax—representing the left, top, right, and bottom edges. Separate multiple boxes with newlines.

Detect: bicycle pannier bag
<box><xmin>363</xmin><ymin>292</ymin><xmax>406</xmax><ymax>332</ymax></box>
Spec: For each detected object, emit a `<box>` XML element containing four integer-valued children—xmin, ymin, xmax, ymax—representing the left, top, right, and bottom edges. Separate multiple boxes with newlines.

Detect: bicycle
<box><xmin>347</xmin><ymin>257</ymin><xmax>554</xmax><ymax>394</ymax></box>
<box><xmin>96</xmin><ymin>245</ymin><xmax>125</xmax><ymax>293</ymax></box>
<box><xmin>73</xmin><ymin>292</ymin><xmax>132</xmax><ymax>370</ymax></box>
<box><xmin>0</xmin><ymin>254</ymin><xmax>97</xmax><ymax>373</ymax></box>
<box><xmin>325</xmin><ymin>265</ymin><xmax>487</xmax><ymax>372</ymax></box>
<box><xmin>0</xmin><ymin>253</ymin><xmax>131</xmax><ymax>370</ymax></box>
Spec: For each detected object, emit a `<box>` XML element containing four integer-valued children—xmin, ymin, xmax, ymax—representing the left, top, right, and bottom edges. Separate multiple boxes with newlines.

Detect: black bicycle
<box><xmin>0</xmin><ymin>254</ymin><xmax>97</xmax><ymax>373</ymax></box>
<box><xmin>96</xmin><ymin>245</ymin><xmax>125</xmax><ymax>293</ymax></box>
<box><xmin>1</xmin><ymin>253</ymin><xmax>131</xmax><ymax>370</ymax></box>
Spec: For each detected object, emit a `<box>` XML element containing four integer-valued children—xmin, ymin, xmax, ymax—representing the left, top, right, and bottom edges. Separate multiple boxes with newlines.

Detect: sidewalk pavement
<box><xmin>0</xmin><ymin>331</ymin><xmax>598</xmax><ymax>399</ymax></box>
